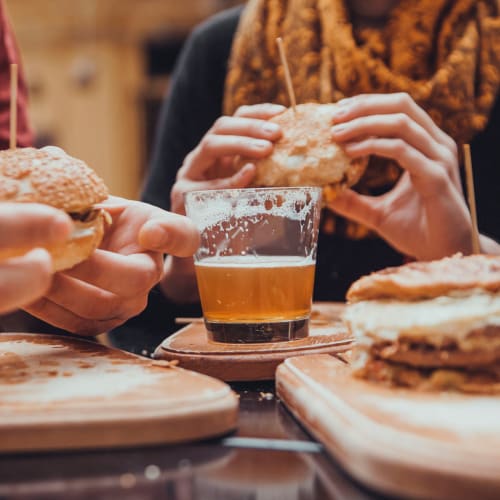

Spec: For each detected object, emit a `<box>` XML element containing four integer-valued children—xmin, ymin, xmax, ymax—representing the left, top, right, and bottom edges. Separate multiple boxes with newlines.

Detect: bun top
<box><xmin>0</xmin><ymin>148</ymin><xmax>108</xmax><ymax>212</ymax></box>
<box><xmin>347</xmin><ymin>254</ymin><xmax>500</xmax><ymax>302</ymax></box>
<box><xmin>249</xmin><ymin>103</ymin><xmax>367</xmax><ymax>189</ymax></box>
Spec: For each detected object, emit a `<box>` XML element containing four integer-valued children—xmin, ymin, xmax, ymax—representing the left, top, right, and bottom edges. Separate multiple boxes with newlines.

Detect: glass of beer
<box><xmin>184</xmin><ymin>187</ymin><xmax>322</xmax><ymax>343</ymax></box>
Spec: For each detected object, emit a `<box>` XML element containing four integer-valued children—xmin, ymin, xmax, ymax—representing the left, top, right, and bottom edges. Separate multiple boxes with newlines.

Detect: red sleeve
<box><xmin>0</xmin><ymin>0</ymin><xmax>33</xmax><ymax>149</ymax></box>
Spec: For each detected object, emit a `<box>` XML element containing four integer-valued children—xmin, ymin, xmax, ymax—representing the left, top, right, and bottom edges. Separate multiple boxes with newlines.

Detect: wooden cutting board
<box><xmin>154</xmin><ymin>303</ymin><xmax>354</xmax><ymax>381</ymax></box>
<box><xmin>0</xmin><ymin>333</ymin><xmax>238</xmax><ymax>453</ymax></box>
<box><xmin>276</xmin><ymin>354</ymin><xmax>500</xmax><ymax>500</ymax></box>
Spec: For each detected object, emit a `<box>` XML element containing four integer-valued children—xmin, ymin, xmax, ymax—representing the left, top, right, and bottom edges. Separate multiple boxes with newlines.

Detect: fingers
<box><xmin>0</xmin><ymin>203</ymin><xmax>72</xmax><ymax>251</ymax></box>
<box><xmin>138</xmin><ymin>210</ymin><xmax>200</xmax><ymax>256</ymax></box>
<box><xmin>327</xmin><ymin>189</ymin><xmax>384</xmax><ymax>231</ymax></box>
<box><xmin>331</xmin><ymin>113</ymin><xmax>449</xmax><ymax>164</ymax></box>
<box><xmin>26</xmin><ymin>273</ymin><xmax>148</xmax><ymax>329</ymax></box>
<box><xmin>234</xmin><ymin>103</ymin><xmax>286</xmax><ymax>119</ymax></box>
<box><xmin>25</xmin><ymin>298</ymin><xmax>130</xmax><ymax>336</ymax></box>
<box><xmin>178</xmin><ymin>109</ymin><xmax>283</xmax><ymax>182</ymax></box>
<box><xmin>171</xmin><ymin>164</ymin><xmax>256</xmax><ymax>215</ymax></box>
<box><xmin>211</xmin><ymin>115</ymin><xmax>282</xmax><ymax>139</ymax></box>
<box><xmin>0</xmin><ymin>249</ymin><xmax>53</xmax><ymax>314</ymax></box>
<box><xmin>180</xmin><ymin>133</ymin><xmax>272</xmax><ymax>181</ymax></box>
<box><xmin>332</xmin><ymin>93</ymin><xmax>456</xmax><ymax>153</ymax></box>
<box><xmin>341</xmin><ymin>137</ymin><xmax>454</xmax><ymax>196</ymax></box>
<box><xmin>63</xmin><ymin>249</ymin><xmax>163</xmax><ymax>297</ymax></box>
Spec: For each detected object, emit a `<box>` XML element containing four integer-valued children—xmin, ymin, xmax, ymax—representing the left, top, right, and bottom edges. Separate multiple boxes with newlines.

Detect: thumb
<box><xmin>138</xmin><ymin>212</ymin><xmax>200</xmax><ymax>257</ymax></box>
<box><xmin>327</xmin><ymin>189</ymin><xmax>382</xmax><ymax>231</ymax></box>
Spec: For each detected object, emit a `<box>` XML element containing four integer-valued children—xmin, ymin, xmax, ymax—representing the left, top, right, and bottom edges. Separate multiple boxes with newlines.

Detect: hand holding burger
<box><xmin>327</xmin><ymin>92</ymin><xmax>479</xmax><ymax>260</ymax></box>
<box><xmin>0</xmin><ymin>146</ymin><xmax>200</xmax><ymax>335</ymax></box>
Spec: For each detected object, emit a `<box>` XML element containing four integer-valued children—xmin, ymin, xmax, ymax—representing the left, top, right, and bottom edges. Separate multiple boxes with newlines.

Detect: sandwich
<box><xmin>245</xmin><ymin>103</ymin><xmax>368</xmax><ymax>199</ymax></box>
<box><xmin>0</xmin><ymin>147</ymin><xmax>109</xmax><ymax>271</ymax></box>
<box><xmin>343</xmin><ymin>254</ymin><xmax>500</xmax><ymax>393</ymax></box>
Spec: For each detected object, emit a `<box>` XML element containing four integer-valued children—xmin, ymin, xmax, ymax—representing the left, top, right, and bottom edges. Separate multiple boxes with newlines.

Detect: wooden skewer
<box><xmin>276</xmin><ymin>37</ymin><xmax>296</xmax><ymax>113</ymax></box>
<box><xmin>463</xmin><ymin>144</ymin><xmax>481</xmax><ymax>254</ymax></box>
<box><xmin>9</xmin><ymin>63</ymin><xmax>18</xmax><ymax>150</ymax></box>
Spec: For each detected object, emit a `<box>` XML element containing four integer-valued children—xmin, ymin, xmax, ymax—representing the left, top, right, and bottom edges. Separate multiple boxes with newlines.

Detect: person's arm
<box><xmin>0</xmin><ymin>0</ymin><xmax>33</xmax><ymax>148</ymax></box>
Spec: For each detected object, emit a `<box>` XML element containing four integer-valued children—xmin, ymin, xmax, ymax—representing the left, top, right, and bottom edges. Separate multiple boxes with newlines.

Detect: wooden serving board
<box><xmin>276</xmin><ymin>354</ymin><xmax>500</xmax><ymax>500</ymax></box>
<box><xmin>154</xmin><ymin>303</ymin><xmax>353</xmax><ymax>381</ymax></box>
<box><xmin>0</xmin><ymin>333</ymin><xmax>238</xmax><ymax>453</ymax></box>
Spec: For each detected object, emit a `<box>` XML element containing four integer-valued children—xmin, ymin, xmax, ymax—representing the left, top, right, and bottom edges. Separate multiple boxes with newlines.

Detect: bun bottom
<box><xmin>0</xmin><ymin>210</ymin><xmax>105</xmax><ymax>272</ymax></box>
<box><xmin>353</xmin><ymin>351</ymin><xmax>500</xmax><ymax>394</ymax></box>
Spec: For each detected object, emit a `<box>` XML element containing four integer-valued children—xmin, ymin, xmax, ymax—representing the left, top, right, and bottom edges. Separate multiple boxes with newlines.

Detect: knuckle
<box><xmin>394</xmin><ymin>113</ymin><xmax>409</xmax><ymax>131</ymax></box>
<box><xmin>213</xmin><ymin>116</ymin><xmax>229</xmax><ymax>130</ymax></box>
<box><xmin>396</xmin><ymin>92</ymin><xmax>412</xmax><ymax>108</ymax></box>
<box><xmin>391</xmin><ymin>138</ymin><xmax>407</xmax><ymax>157</ymax></box>
<box><xmin>234</xmin><ymin>105</ymin><xmax>250</xmax><ymax>117</ymax></box>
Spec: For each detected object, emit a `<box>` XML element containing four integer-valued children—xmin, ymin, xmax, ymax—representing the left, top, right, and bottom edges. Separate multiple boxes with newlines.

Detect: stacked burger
<box><xmin>344</xmin><ymin>254</ymin><xmax>500</xmax><ymax>393</ymax></box>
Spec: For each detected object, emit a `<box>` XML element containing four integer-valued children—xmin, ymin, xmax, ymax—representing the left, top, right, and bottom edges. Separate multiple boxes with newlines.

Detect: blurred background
<box><xmin>6</xmin><ymin>0</ymin><xmax>240</xmax><ymax>199</ymax></box>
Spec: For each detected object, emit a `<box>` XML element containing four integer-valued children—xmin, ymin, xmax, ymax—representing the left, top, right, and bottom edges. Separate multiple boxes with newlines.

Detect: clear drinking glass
<box><xmin>184</xmin><ymin>187</ymin><xmax>322</xmax><ymax>343</ymax></box>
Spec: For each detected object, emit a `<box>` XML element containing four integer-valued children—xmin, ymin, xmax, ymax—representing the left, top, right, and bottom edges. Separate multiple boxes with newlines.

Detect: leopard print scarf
<box><xmin>224</xmin><ymin>0</ymin><xmax>500</xmax><ymax>238</ymax></box>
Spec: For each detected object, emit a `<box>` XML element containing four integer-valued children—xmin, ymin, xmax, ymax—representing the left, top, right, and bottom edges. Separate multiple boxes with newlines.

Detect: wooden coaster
<box><xmin>154</xmin><ymin>303</ymin><xmax>353</xmax><ymax>382</ymax></box>
<box><xmin>276</xmin><ymin>354</ymin><xmax>500</xmax><ymax>500</ymax></box>
<box><xmin>0</xmin><ymin>333</ymin><xmax>238</xmax><ymax>453</ymax></box>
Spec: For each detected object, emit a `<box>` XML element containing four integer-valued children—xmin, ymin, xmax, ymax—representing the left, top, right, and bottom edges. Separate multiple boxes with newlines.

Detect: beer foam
<box><xmin>195</xmin><ymin>255</ymin><xmax>316</xmax><ymax>267</ymax></box>
<box><xmin>185</xmin><ymin>187</ymin><xmax>322</xmax><ymax>231</ymax></box>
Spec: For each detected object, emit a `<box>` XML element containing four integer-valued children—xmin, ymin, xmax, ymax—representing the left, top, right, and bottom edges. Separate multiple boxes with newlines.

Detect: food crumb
<box><xmin>152</xmin><ymin>359</ymin><xmax>179</xmax><ymax>368</ymax></box>
<box><xmin>259</xmin><ymin>392</ymin><xmax>274</xmax><ymax>400</ymax></box>
<box><xmin>144</xmin><ymin>464</ymin><xmax>161</xmax><ymax>480</ymax></box>
<box><xmin>119</xmin><ymin>473</ymin><xmax>137</xmax><ymax>489</ymax></box>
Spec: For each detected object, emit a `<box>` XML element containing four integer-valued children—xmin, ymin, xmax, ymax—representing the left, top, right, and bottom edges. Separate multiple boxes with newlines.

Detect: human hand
<box><xmin>0</xmin><ymin>203</ymin><xmax>72</xmax><ymax>314</ymax></box>
<box><xmin>171</xmin><ymin>103</ymin><xmax>285</xmax><ymax>215</ymax></box>
<box><xmin>24</xmin><ymin>196</ymin><xmax>199</xmax><ymax>335</ymax></box>
<box><xmin>328</xmin><ymin>93</ymin><xmax>473</xmax><ymax>261</ymax></box>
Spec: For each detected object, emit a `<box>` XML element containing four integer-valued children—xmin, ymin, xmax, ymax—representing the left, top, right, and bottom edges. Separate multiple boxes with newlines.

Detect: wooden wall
<box><xmin>6</xmin><ymin>0</ymin><xmax>233</xmax><ymax>199</ymax></box>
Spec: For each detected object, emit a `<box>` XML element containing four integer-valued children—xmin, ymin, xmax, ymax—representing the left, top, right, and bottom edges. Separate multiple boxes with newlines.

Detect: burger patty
<box><xmin>369</xmin><ymin>324</ymin><xmax>500</xmax><ymax>368</ymax></box>
<box><xmin>353</xmin><ymin>355</ymin><xmax>500</xmax><ymax>394</ymax></box>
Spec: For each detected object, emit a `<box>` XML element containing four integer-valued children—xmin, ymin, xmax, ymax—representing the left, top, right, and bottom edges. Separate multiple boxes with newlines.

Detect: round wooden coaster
<box><xmin>153</xmin><ymin>303</ymin><xmax>354</xmax><ymax>381</ymax></box>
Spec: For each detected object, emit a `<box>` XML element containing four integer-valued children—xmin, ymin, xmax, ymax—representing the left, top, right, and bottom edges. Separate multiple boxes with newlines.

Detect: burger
<box><xmin>243</xmin><ymin>103</ymin><xmax>368</xmax><ymax>198</ymax></box>
<box><xmin>0</xmin><ymin>147</ymin><xmax>109</xmax><ymax>271</ymax></box>
<box><xmin>343</xmin><ymin>254</ymin><xmax>500</xmax><ymax>393</ymax></box>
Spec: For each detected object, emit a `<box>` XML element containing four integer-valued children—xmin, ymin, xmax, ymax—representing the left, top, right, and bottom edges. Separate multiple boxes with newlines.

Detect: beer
<box><xmin>195</xmin><ymin>255</ymin><xmax>315</xmax><ymax>323</ymax></box>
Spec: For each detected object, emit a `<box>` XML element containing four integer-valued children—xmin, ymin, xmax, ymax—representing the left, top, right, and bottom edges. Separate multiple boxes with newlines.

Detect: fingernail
<box><xmin>262</xmin><ymin>122</ymin><xmax>280</xmax><ymax>134</ymax></box>
<box><xmin>253</xmin><ymin>140</ymin><xmax>270</xmax><ymax>149</ymax></box>
<box><xmin>331</xmin><ymin>124</ymin><xmax>346</xmax><ymax>134</ymax></box>
<box><xmin>266</xmin><ymin>103</ymin><xmax>286</xmax><ymax>111</ymax></box>
<box><xmin>337</xmin><ymin>98</ymin><xmax>352</xmax><ymax>107</ymax></box>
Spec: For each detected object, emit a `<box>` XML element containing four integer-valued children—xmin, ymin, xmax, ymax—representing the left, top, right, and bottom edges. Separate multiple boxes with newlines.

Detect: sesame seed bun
<box><xmin>246</xmin><ymin>103</ymin><xmax>368</xmax><ymax>195</ymax></box>
<box><xmin>0</xmin><ymin>147</ymin><xmax>109</xmax><ymax>271</ymax></box>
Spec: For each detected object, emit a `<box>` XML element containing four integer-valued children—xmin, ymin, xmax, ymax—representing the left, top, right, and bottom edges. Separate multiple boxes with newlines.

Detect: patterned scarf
<box><xmin>224</xmin><ymin>0</ymin><xmax>500</xmax><ymax>238</ymax></box>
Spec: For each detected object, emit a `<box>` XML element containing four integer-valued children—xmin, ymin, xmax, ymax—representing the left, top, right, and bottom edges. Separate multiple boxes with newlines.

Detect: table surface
<box><xmin>0</xmin><ymin>379</ymin><xmax>389</xmax><ymax>500</ymax></box>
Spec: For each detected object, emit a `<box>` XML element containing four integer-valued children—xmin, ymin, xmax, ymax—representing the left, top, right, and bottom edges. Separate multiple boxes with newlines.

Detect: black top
<box><xmin>109</xmin><ymin>6</ymin><xmax>500</xmax><ymax>353</ymax></box>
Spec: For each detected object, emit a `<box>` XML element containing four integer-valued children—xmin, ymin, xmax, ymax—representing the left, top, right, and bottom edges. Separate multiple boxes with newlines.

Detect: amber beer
<box><xmin>195</xmin><ymin>255</ymin><xmax>315</xmax><ymax>342</ymax></box>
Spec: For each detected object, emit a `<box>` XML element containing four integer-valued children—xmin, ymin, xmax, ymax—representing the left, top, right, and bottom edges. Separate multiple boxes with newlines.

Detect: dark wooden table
<box><xmin>0</xmin><ymin>381</ymin><xmax>387</xmax><ymax>499</ymax></box>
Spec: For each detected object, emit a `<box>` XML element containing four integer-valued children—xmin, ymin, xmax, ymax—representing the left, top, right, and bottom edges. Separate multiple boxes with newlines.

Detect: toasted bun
<box><xmin>0</xmin><ymin>147</ymin><xmax>108</xmax><ymax>211</ymax></box>
<box><xmin>346</xmin><ymin>254</ymin><xmax>500</xmax><ymax>302</ymax></box>
<box><xmin>246</xmin><ymin>103</ymin><xmax>367</xmax><ymax>192</ymax></box>
<box><xmin>0</xmin><ymin>148</ymin><xmax>109</xmax><ymax>270</ymax></box>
